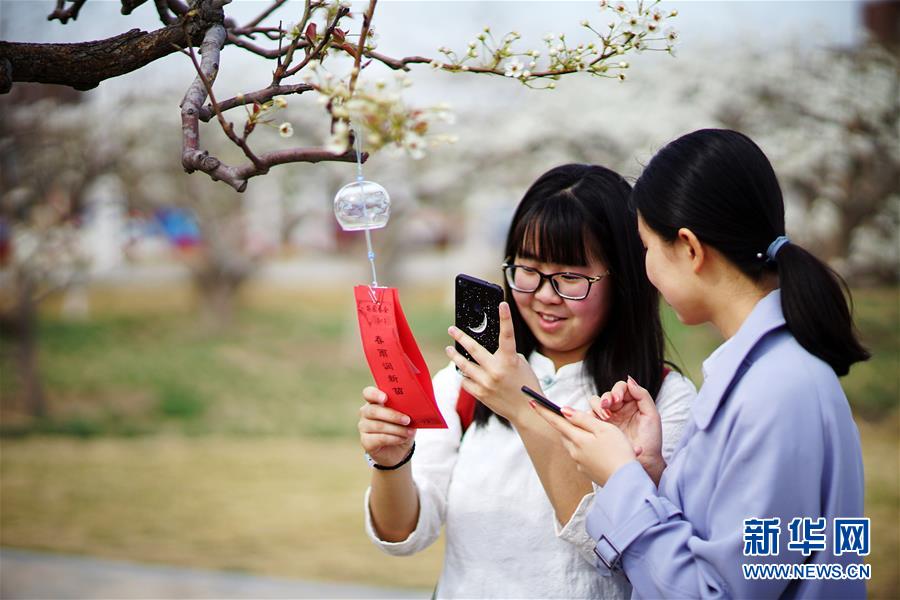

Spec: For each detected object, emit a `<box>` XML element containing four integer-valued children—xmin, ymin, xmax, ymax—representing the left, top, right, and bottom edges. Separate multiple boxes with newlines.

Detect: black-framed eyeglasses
<box><xmin>501</xmin><ymin>263</ymin><xmax>610</xmax><ymax>301</ymax></box>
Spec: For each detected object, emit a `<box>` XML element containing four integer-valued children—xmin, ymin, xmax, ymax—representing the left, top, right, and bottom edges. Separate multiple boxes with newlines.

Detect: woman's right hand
<box><xmin>591</xmin><ymin>376</ymin><xmax>666</xmax><ymax>485</ymax></box>
<box><xmin>358</xmin><ymin>386</ymin><xmax>417</xmax><ymax>468</ymax></box>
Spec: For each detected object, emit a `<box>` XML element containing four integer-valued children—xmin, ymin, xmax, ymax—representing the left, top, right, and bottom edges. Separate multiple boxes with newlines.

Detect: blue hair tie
<box><xmin>765</xmin><ymin>235</ymin><xmax>790</xmax><ymax>262</ymax></box>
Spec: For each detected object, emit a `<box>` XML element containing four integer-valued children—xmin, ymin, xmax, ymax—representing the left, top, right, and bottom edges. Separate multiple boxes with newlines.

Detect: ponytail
<box><xmin>633</xmin><ymin>128</ymin><xmax>870</xmax><ymax>376</ymax></box>
<box><xmin>775</xmin><ymin>243</ymin><xmax>870</xmax><ymax>376</ymax></box>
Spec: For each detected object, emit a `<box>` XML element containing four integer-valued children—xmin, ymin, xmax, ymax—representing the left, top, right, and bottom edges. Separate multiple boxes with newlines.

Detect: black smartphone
<box><xmin>455</xmin><ymin>274</ymin><xmax>504</xmax><ymax>364</ymax></box>
<box><xmin>521</xmin><ymin>385</ymin><xmax>564</xmax><ymax>417</ymax></box>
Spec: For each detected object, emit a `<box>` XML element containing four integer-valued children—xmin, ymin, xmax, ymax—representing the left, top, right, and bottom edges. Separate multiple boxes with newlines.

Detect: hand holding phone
<box><xmin>521</xmin><ymin>385</ymin><xmax>564</xmax><ymax>417</ymax></box>
<box><xmin>455</xmin><ymin>274</ymin><xmax>504</xmax><ymax>364</ymax></box>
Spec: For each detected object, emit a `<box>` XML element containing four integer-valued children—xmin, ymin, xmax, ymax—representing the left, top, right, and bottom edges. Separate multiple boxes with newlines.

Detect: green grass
<box><xmin>2</xmin><ymin>287</ymin><xmax>895</xmax><ymax>437</ymax></box>
<box><xmin>0</xmin><ymin>436</ymin><xmax>444</xmax><ymax>590</ymax></box>
<box><xmin>0</xmin><ymin>297</ymin><xmax>455</xmax><ymax>438</ymax></box>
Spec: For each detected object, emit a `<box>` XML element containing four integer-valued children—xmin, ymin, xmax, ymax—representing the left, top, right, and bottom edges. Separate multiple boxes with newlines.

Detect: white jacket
<box><xmin>365</xmin><ymin>352</ymin><xmax>696</xmax><ymax>599</ymax></box>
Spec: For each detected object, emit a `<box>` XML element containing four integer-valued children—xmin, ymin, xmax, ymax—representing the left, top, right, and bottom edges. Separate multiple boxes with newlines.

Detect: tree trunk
<box><xmin>1</xmin><ymin>278</ymin><xmax>47</xmax><ymax>417</ymax></box>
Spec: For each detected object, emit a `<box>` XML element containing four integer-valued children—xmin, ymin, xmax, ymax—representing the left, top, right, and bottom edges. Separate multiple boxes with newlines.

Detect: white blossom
<box><xmin>325</xmin><ymin>120</ymin><xmax>350</xmax><ymax>154</ymax></box>
<box><xmin>504</xmin><ymin>59</ymin><xmax>524</xmax><ymax>78</ymax></box>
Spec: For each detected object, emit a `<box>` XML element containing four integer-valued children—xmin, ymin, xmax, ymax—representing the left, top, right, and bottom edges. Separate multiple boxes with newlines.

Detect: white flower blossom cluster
<box><xmin>303</xmin><ymin>62</ymin><xmax>456</xmax><ymax>159</ymax></box>
<box><xmin>236</xmin><ymin>93</ymin><xmax>293</xmax><ymax>138</ymax></box>
<box><xmin>436</xmin><ymin>0</ymin><xmax>678</xmax><ymax>87</ymax></box>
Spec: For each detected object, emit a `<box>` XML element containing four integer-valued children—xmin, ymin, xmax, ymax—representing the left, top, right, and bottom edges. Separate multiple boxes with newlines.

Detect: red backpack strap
<box><xmin>456</xmin><ymin>388</ymin><xmax>477</xmax><ymax>435</ymax></box>
<box><xmin>662</xmin><ymin>366</ymin><xmax>672</xmax><ymax>379</ymax></box>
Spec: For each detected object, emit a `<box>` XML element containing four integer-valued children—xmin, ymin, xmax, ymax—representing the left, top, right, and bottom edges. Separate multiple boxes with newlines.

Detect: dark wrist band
<box><xmin>366</xmin><ymin>442</ymin><xmax>415</xmax><ymax>471</ymax></box>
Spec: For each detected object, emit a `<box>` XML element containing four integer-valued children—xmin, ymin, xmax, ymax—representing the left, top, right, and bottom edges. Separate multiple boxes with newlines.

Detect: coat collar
<box><xmin>692</xmin><ymin>289</ymin><xmax>787</xmax><ymax>430</ymax></box>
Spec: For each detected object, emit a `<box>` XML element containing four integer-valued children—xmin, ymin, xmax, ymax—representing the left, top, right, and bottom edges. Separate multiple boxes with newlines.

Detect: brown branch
<box><xmin>47</xmin><ymin>0</ymin><xmax>88</xmax><ymax>24</ymax></box>
<box><xmin>238</xmin><ymin>0</ymin><xmax>289</xmax><ymax>32</ymax></box>
<box><xmin>232</xmin><ymin>147</ymin><xmax>365</xmax><ymax>181</ymax></box>
<box><xmin>167</xmin><ymin>0</ymin><xmax>190</xmax><ymax>15</ymax></box>
<box><xmin>273</xmin><ymin>0</ymin><xmax>314</xmax><ymax>83</ymax></box>
<box><xmin>234</xmin><ymin>26</ymin><xmax>286</xmax><ymax>41</ymax></box>
<box><xmin>153</xmin><ymin>0</ymin><xmax>177</xmax><ymax>24</ymax></box>
<box><xmin>363</xmin><ymin>51</ymin><xmax>429</xmax><ymax>71</ymax></box>
<box><xmin>348</xmin><ymin>0</ymin><xmax>376</xmax><ymax>94</ymax></box>
<box><xmin>181</xmin><ymin>25</ymin><xmax>238</xmax><ymax>186</ymax></box>
<box><xmin>180</xmin><ymin>25</ymin><xmax>362</xmax><ymax>192</ymax></box>
<box><xmin>360</xmin><ymin>50</ymin><xmax>581</xmax><ymax>80</ymax></box>
<box><xmin>198</xmin><ymin>83</ymin><xmax>313</xmax><ymax>121</ymax></box>
<box><xmin>226</xmin><ymin>32</ymin><xmax>304</xmax><ymax>59</ymax></box>
<box><xmin>282</xmin><ymin>5</ymin><xmax>349</xmax><ymax>79</ymax></box>
<box><xmin>120</xmin><ymin>0</ymin><xmax>150</xmax><ymax>16</ymax></box>
<box><xmin>181</xmin><ymin>28</ymin><xmax>265</xmax><ymax>171</ymax></box>
<box><xmin>0</xmin><ymin>25</ymin><xmax>204</xmax><ymax>91</ymax></box>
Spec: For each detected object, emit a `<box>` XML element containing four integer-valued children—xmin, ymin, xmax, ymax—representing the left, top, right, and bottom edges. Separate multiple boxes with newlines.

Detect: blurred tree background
<box><xmin>1</xmin><ymin>0</ymin><xmax>898</xmax><ymax>597</ymax></box>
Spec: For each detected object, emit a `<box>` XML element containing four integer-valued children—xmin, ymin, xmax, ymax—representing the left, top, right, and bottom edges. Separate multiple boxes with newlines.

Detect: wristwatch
<box><xmin>365</xmin><ymin>442</ymin><xmax>416</xmax><ymax>471</ymax></box>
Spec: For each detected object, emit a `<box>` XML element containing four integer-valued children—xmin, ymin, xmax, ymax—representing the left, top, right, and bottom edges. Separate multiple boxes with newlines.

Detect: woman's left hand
<box><xmin>531</xmin><ymin>403</ymin><xmax>637</xmax><ymax>486</ymax></box>
<box><xmin>446</xmin><ymin>302</ymin><xmax>541</xmax><ymax>423</ymax></box>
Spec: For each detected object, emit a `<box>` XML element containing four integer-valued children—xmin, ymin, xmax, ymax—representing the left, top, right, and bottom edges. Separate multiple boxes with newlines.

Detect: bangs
<box><xmin>511</xmin><ymin>194</ymin><xmax>602</xmax><ymax>266</ymax></box>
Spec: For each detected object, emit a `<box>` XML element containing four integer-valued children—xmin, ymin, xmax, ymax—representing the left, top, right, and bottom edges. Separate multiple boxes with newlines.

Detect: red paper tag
<box><xmin>355</xmin><ymin>286</ymin><xmax>447</xmax><ymax>429</ymax></box>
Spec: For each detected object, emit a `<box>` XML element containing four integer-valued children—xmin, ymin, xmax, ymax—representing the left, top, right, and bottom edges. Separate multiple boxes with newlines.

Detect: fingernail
<box><xmin>448</xmin><ymin>326</ymin><xmax>458</xmax><ymax>336</ymax></box>
<box><xmin>379</xmin><ymin>393</ymin><xmax>388</xmax><ymax>403</ymax></box>
<box><xmin>401</xmin><ymin>415</ymin><xmax>411</xmax><ymax>425</ymax></box>
<box><xmin>627</xmin><ymin>375</ymin><xmax>637</xmax><ymax>386</ymax></box>
<box><xmin>445</xmin><ymin>346</ymin><xmax>453</xmax><ymax>355</ymax></box>
<box><xmin>561</xmin><ymin>406</ymin><xmax>575</xmax><ymax>417</ymax></box>
<box><xmin>601</xmin><ymin>398</ymin><xmax>610</xmax><ymax>408</ymax></box>
<box><xmin>528</xmin><ymin>400</ymin><xmax>536</xmax><ymax>409</ymax></box>
<box><xmin>407</xmin><ymin>428</ymin><xmax>416</xmax><ymax>436</ymax></box>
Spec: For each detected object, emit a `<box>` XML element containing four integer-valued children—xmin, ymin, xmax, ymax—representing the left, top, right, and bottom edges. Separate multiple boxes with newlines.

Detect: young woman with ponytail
<box><xmin>535</xmin><ymin>129</ymin><xmax>870</xmax><ymax>598</ymax></box>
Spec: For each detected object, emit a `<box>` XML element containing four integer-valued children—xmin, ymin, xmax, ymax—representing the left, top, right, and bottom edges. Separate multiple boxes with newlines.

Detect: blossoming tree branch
<box><xmin>0</xmin><ymin>0</ymin><xmax>678</xmax><ymax>191</ymax></box>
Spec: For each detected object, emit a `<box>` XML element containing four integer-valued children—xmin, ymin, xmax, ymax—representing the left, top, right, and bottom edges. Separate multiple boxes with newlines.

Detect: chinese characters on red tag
<box><xmin>355</xmin><ymin>286</ymin><xmax>447</xmax><ymax>429</ymax></box>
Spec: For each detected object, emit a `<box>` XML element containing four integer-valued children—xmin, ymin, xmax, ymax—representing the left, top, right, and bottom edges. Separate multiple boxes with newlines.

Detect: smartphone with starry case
<box><xmin>455</xmin><ymin>274</ymin><xmax>504</xmax><ymax>365</ymax></box>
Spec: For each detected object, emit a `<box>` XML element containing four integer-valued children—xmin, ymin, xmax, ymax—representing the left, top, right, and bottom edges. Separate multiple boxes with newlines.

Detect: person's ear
<box><xmin>676</xmin><ymin>228</ymin><xmax>705</xmax><ymax>273</ymax></box>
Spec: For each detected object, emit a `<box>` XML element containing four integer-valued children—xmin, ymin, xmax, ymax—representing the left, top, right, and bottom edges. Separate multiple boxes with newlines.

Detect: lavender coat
<box><xmin>586</xmin><ymin>290</ymin><xmax>866</xmax><ymax>599</ymax></box>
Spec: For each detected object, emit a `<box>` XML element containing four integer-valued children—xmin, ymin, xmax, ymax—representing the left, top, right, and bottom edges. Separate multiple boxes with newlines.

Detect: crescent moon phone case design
<box><xmin>455</xmin><ymin>274</ymin><xmax>504</xmax><ymax>365</ymax></box>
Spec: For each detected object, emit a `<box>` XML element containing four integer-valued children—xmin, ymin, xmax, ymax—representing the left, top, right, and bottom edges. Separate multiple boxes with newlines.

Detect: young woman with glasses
<box><xmin>357</xmin><ymin>164</ymin><xmax>696</xmax><ymax>598</ymax></box>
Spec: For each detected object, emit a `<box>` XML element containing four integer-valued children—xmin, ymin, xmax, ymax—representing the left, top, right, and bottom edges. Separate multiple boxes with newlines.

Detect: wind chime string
<box><xmin>353</xmin><ymin>126</ymin><xmax>381</xmax><ymax>297</ymax></box>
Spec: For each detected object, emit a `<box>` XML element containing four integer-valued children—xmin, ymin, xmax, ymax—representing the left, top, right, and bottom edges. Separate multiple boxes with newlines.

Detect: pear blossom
<box><xmin>504</xmin><ymin>59</ymin><xmax>524</xmax><ymax>78</ymax></box>
<box><xmin>404</xmin><ymin>133</ymin><xmax>426</xmax><ymax>160</ymax></box>
<box><xmin>278</xmin><ymin>122</ymin><xmax>294</xmax><ymax>137</ymax></box>
<box><xmin>325</xmin><ymin>120</ymin><xmax>350</xmax><ymax>153</ymax></box>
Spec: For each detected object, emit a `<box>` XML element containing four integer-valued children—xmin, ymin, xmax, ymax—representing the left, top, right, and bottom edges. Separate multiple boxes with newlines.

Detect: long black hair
<box><xmin>473</xmin><ymin>164</ymin><xmax>667</xmax><ymax>427</ymax></box>
<box><xmin>632</xmin><ymin>128</ymin><xmax>869</xmax><ymax>376</ymax></box>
